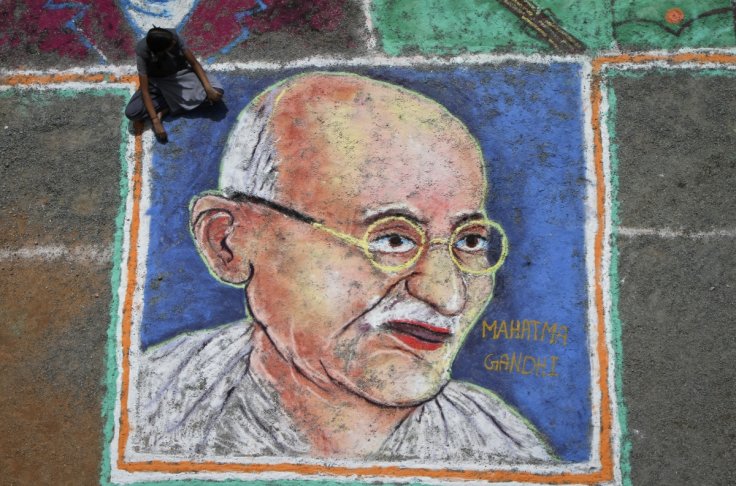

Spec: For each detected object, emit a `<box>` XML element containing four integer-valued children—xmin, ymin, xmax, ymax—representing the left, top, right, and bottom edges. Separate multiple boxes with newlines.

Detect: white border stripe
<box><xmin>581</xmin><ymin>58</ymin><xmax>603</xmax><ymax>468</ymax></box>
<box><xmin>110</xmin><ymin>100</ymin><xmax>138</xmax><ymax>483</ymax></box>
<box><xmin>0</xmin><ymin>82</ymin><xmax>134</xmax><ymax>92</ymax></box>
<box><xmin>3</xmin><ymin>47</ymin><xmax>736</xmax><ymax>79</ymax></box>
<box><xmin>618</xmin><ymin>226</ymin><xmax>736</xmax><ymax>238</ymax></box>
<box><xmin>360</xmin><ymin>0</ymin><xmax>378</xmax><ymax>52</ymax></box>
<box><xmin>0</xmin><ymin>53</ymin><xmax>584</xmax><ymax>80</ymax></box>
<box><xmin>0</xmin><ymin>245</ymin><xmax>112</xmax><ymax>262</ymax></box>
<box><xmin>121</xmin><ymin>127</ymin><xmax>155</xmax><ymax>465</ymax></box>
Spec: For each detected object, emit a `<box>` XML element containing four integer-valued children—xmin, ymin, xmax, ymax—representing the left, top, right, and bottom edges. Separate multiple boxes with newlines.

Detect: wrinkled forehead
<box><xmin>270</xmin><ymin>76</ymin><xmax>487</xmax><ymax>227</ymax></box>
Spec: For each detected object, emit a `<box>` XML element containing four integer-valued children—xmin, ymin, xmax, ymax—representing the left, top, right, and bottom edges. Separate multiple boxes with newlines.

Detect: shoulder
<box><xmin>168</xmin><ymin>29</ymin><xmax>188</xmax><ymax>51</ymax></box>
<box><xmin>134</xmin><ymin>38</ymin><xmax>149</xmax><ymax>75</ymax></box>
<box><xmin>140</xmin><ymin>321</ymin><xmax>251</xmax><ymax>375</ymax></box>
<box><xmin>131</xmin><ymin>322</ymin><xmax>253</xmax><ymax>454</ymax></box>
<box><xmin>134</xmin><ymin>38</ymin><xmax>149</xmax><ymax>58</ymax></box>
<box><xmin>380</xmin><ymin>380</ymin><xmax>556</xmax><ymax>463</ymax></box>
<box><xmin>442</xmin><ymin>381</ymin><xmax>555</xmax><ymax>460</ymax></box>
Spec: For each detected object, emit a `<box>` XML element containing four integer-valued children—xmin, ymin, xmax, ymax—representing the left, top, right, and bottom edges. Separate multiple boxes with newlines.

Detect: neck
<box><xmin>249</xmin><ymin>325</ymin><xmax>415</xmax><ymax>458</ymax></box>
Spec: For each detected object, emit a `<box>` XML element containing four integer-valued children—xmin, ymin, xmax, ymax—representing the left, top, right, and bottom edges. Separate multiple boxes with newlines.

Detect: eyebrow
<box><xmin>362</xmin><ymin>208</ymin><xmax>429</xmax><ymax>226</ymax></box>
<box><xmin>448</xmin><ymin>211</ymin><xmax>486</xmax><ymax>228</ymax></box>
<box><xmin>230</xmin><ymin>193</ymin><xmax>318</xmax><ymax>224</ymax></box>
<box><xmin>363</xmin><ymin>207</ymin><xmax>487</xmax><ymax>229</ymax></box>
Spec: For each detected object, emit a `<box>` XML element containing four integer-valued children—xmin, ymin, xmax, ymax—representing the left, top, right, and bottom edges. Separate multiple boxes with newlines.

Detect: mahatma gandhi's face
<box><xmin>236</xmin><ymin>80</ymin><xmax>494</xmax><ymax>406</ymax></box>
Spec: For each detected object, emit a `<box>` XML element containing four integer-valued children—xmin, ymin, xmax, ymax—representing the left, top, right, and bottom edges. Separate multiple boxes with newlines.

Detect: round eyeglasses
<box><xmin>230</xmin><ymin>194</ymin><xmax>508</xmax><ymax>275</ymax></box>
<box><xmin>316</xmin><ymin>215</ymin><xmax>507</xmax><ymax>275</ymax></box>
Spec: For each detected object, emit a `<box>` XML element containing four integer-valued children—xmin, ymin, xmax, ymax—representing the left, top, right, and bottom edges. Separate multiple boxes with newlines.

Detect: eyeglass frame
<box><xmin>228</xmin><ymin>193</ymin><xmax>508</xmax><ymax>276</ymax></box>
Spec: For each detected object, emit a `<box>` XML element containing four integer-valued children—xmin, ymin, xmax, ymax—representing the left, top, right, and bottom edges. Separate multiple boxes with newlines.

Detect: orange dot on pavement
<box><xmin>665</xmin><ymin>7</ymin><xmax>685</xmax><ymax>25</ymax></box>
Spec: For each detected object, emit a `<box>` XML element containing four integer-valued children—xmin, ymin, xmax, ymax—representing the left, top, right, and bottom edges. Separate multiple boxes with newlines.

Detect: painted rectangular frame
<box><xmin>6</xmin><ymin>52</ymin><xmax>734</xmax><ymax>484</ymax></box>
<box><xmin>118</xmin><ymin>57</ymin><xmax>599</xmax><ymax>474</ymax></box>
<box><xmin>120</xmin><ymin>57</ymin><xmax>608</xmax><ymax>484</ymax></box>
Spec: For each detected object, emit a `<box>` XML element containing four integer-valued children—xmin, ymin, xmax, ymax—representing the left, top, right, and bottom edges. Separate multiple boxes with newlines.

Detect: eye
<box><xmin>368</xmin><ymin>234</ymin><xmax>418</xmax><ymax>254</ymax></box>
<box><xmin>454</xmin><ymin>233</ymin><xmax>488</xmax><ymax>252</ymax></box>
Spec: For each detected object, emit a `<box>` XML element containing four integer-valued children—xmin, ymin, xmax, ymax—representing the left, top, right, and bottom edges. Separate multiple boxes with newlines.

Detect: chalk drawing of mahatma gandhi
<box><xmin>131</xmin><ymin>72</ymin><xmax>555</xmax><ymax>464</ymax></box>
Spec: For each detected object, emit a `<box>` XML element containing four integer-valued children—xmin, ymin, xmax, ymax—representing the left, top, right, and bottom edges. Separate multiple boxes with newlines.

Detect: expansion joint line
<box><xmin>497</xmin><ymin>0</ymin><xmax>586</xmax><ymax>54</ymax></box>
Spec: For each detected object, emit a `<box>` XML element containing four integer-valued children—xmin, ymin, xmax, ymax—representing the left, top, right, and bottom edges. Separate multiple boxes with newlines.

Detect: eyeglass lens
<box><xmin>365</xmin><ymin>218</ymin><xmax>423</xmax><ymax>269</ymax></box>
<box><xmin>451</xmin><ymin>221</ymin><xmax>505</xmax><ymax>272</ymax></box>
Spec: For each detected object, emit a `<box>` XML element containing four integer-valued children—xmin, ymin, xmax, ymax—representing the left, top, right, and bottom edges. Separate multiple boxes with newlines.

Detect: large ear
<box><xmin>190</xmin><ymin>194</ymin><xmax>253</xmax><ymax>285</ymax></box>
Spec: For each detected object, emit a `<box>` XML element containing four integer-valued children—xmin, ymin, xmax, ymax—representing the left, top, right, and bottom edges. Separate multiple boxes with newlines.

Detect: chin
<box><xmin>332</xmin><ymin>356</ymin><xmax>453</xmax><ymax>408</ymax></box>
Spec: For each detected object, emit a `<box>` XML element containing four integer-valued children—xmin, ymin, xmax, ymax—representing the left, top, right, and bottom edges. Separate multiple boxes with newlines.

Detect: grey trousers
<box><xmin>124</xmin><ymin>83</ymin><xmax>169</xmax><ymax>121</ymax></box>
<box><xmin>125</xmin><ymin>69</ymin><xmax>223</xmax><ymax>121</ymax></box>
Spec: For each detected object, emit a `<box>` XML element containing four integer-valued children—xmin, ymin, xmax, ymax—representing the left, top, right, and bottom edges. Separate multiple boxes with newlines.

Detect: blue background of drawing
<box><xmin>140</xmin><ymin>64</ymin><xmax>590</xmax><ymax>462</ymax></box>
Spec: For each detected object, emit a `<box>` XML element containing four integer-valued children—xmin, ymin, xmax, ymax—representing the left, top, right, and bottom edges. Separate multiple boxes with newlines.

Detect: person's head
<box><xmin>146</xmin><ymin>27</ymin><xmax>176</xmax><ymax>54</ymax></box>
<box><xmin>191</xmin><ymin>73</ymin><xmax>506</xmax><ymax>406</ymax></box>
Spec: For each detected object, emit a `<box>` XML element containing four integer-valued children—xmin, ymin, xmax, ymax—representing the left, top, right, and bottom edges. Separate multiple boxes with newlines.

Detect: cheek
<box><xmin>247</xmin><ymin>235</ymin><xmax>391</xmax><ymax>345</ymax></box>
<box><xmin>464</xmin><ymin>276</ymin><xmax>495</xmax><ymax>318</ymax></box>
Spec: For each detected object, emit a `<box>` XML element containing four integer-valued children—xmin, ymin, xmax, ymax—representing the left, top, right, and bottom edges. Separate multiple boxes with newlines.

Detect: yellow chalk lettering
<box><xmin>522</xmin><ymin>355</ymin><xmax>535</xmax><ymax>375</ymax></box>
<box><xmin>517</xmin><ymin>352</ymin><xmax>525</xmax><ymax>373</ymax></box>
<box><xmin>482</xmin><ymin>320</ymin><xmax>496</xmax><ymax>339</ymax></box>
<box><xmin>533</xmin><ymin>356</ymin><xmax>547</xmax><ymax>376</ymax></box>
<box><xmin>481</xmin><ymin>352</ymin><xmax>560</xmax><ymax>378</ymax></box>
<box><xmin>556</xmin><ymin>325</ymin><xmax>568</xmax><ymax>346</ymax></box>
<box><xmin>510</xmin><ymin>320</ymin><xmax>521</xmax><ymax>339</ymax></box>
<box><xmin>548</xmin><ymin>355</ymin><xmax>559</xmax><ymax>377</ymax></box>
<box><xmin>498</xmin><ymin>320</ymin><xmax>509</xmax><ymax>339</ymax></box>
<box><xmin>498</xmin><ymin>353</ymin><xmax>509</xmax><ymax>371</ymax></box>
<box><xmin>542</xmin><ymin>322</ymin><xmax>557</xmax><ymax>343</ymax></box>
<box><xmin>483</xmin><ymin>353</ymin><xmax>498</xmax><ymax>371</ymax></box>
<box><xmin>521</xmin><ymin>320</ymin><xmax>531</xmax><ymax>340</ymax></box>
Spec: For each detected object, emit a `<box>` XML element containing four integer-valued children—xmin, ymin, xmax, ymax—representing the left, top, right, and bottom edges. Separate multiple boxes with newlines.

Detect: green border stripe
<box><xmin>604</xmin><ymin>80</ymin><xmax>632</xmax><ymax>486</ymax></box>
<box><xmin>606</xmin><ymin>67</ymin><xmax>736</xmax><ymax>79</ymax></box>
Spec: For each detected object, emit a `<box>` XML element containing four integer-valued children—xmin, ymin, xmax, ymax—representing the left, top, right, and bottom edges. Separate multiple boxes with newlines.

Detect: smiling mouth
<box><xmin>384</xmin><ymin>320</ymin><xmax>452</xmax><ymax>351</ymax></box>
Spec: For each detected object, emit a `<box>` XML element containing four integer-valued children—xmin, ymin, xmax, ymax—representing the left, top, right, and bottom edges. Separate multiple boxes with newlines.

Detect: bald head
<box><xmin>218</xmin><ymin>72</ymin><xmax>487</xmax><ymax>212</ymax></box>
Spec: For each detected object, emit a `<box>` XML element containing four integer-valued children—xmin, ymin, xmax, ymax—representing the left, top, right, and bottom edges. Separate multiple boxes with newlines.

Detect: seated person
<box><xmin>125</xmin><ymin>27</ymin><xmax>223</xmax><ymax>142</ymax></box>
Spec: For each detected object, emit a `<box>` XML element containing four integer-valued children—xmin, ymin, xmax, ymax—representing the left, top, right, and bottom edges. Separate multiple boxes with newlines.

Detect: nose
<box><xmin>405</xmin><ymin>246</ymin><xmax>467</xmax><ymax>316</ymax></box>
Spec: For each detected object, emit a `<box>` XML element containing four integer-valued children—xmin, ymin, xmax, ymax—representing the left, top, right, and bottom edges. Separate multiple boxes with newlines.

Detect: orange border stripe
<box><xmin>591</xmin><ymin>64</ymin><xmax>614</xmax><ymax>482</ymax></box>
<box><xmin>117</xmin><ymin>121</ymin><xmax>144</xmax><ymax>468</ymax></box>
<box><xmin>592</xmin><ymin>52</ymin><xmax>736</xmax><ymax>72</ymax></box>
<box><xmin>118</xmin><ymin>460</ymin><xmax>611</xmax><ymax>483</ymax></box>
<box><xmin>0</xmin><ymin>72</ymin><xmax>137</xmax><ymax>86</ymax></box>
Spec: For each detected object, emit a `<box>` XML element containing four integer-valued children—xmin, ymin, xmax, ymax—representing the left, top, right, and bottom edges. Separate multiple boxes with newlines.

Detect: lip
<box><xmin>384</xmin><ymin>319</ymin><xmax>452</xmax><ymax>351</ymax></box>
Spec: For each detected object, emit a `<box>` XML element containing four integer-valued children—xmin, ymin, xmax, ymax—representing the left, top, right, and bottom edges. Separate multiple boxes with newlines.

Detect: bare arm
<box><xmin>139</xmin><ymin>74</ymin><xmax>167</xmax><ymax>141</ymax></box>
<box><xmin>183</xmin><ymin>49</ymin><xmax>222</xmax><ymax>104</ymax></box>
<box><xmin>139</xmin><ymin>74</ymin><xmax>158</xmax><ymax>120</ymax></box>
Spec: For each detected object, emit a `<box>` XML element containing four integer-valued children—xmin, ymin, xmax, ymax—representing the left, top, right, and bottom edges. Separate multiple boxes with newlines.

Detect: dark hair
<box><xmin>146</xmin><ymin>27</ymin><xmax>175</xmax><ymax>53</ymax></box>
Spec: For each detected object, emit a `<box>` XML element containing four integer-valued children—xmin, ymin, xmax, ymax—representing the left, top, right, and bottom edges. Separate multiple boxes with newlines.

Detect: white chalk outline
<box><xmin>0</xmin><ymin>244</ymin><xmax>112</xmax><ymax>262</ymax></box>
